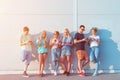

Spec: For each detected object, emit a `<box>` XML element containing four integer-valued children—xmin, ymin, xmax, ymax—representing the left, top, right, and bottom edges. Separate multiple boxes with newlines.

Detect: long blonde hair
<box><xmin>39</xmin><ymin>30</ymin><xmax>47</xmax><ymax>41</ymax></box>
<box><xmin>62</xmin><ymin>28</ymin><xmax>71</xmax><ymax>43</ymax></box>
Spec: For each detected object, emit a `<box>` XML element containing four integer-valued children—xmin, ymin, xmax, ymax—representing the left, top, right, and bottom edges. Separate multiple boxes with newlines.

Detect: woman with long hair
<box><xmin>60</xmin><ymin>28</ymin><xmax>73</xmax><ymax>76</ymax></box>
<box><xmin>36</xmin><ymin>31</ymin><xmax>48</xmax><ymax>77</ymax></box>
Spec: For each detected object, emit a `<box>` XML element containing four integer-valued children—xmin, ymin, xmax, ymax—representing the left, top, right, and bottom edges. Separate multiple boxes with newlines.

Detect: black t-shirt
<box><xmin>74</xmin><ymin>32</ymin><xmax>86</xmax><ymax>50</ymax></box>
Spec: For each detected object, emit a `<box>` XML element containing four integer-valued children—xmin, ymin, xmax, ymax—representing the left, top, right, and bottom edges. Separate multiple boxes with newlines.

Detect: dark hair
<box><xmin>23</xmin><ymin>26</ymin><xmax>29</xmax><ymax>32</ymax></box>
<box><xmin>80</xmin><ymin>25</ymin><xmax>85</xmax><ymax>28</ymax></box>
<box><xmin>55</xmin><ymin>31</ymin><xmax>60</xmax><ymax>35</ymax></box>
<box><xmin>91</xmin><ymin>27</ymin><xmax>98</xmax><ymax>33</ymax></box>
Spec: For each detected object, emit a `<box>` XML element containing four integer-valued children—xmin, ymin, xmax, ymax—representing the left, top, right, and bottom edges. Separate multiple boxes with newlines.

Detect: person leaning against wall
<box><xmin>88</xmin><ymin>27</ymin><xmax>100</xmax><ymax>76</ymax></box>
<box><xmin>49</xmin><ymin>31</ymin><xmax>61</xmax><ymax>76</ymax></box>
<box><xmin>74</xmin><ymin>25</ymin><xmax>89</xmax><ymax>77</ymax></box>
<box><xmin>20</xmin><ymin>26</ymin><xmax>33</xmax><ymax>78</ymax></box>
<box><xmin>60</xmin><ymin>28</ymin><xmax>74</xmax><ymax>76</ymax></box>
<box><xmin>35</xmin><ymin>30</ymin><xmax>48</xmax><ymax>77</ymax></box>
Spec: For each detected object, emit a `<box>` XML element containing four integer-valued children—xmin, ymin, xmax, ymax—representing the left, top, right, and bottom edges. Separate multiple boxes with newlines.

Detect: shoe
<box><xmin>38</xmin><ymin>73</ymin><xmax>44</xmax><ymax>77</ymax></box>
<box><xmin>92</xmin><ymin>72</ymin><xmax>98</xmax><ymax>76</ymax></box>
<box><xmin>54</xmin><ymin>71</ymin><xmax>58</xmax><ymax>76</ymax></box>
<box><xmin>79</xmin><ymin>72</ymin><xmax>86</xmax><ymax>77</ymax></box>
<box><xmin>66</xmin><ymin>72</ymin><xmax>70</xmax><ymax>76</ymax></box>
<box><xmin>77</xmin><ymin>68</ymin><xmax>80</xmax><ymax>73</ymax></box>
<box><xmin>63</xmin><ymin>71</ymin><xmax>67</xmax><ymax>75</ymax></box>
<box><xmin>23</xmin><ymin>71</ymin><xmax>29</xmax><ymax>78</ymax></box>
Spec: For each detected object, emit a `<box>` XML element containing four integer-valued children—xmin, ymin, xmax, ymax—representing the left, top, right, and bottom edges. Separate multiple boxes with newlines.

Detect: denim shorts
<box><xmin>61</xmin><ymin>48</ymin><xmax>71</xmax><ymax>56</ymax></box>
<box><xmin>51</xmin><ymin>48</ymin><xmax>61</xmax><ymax>61</ymax></box>
<box><xmin>21</xmin><ymin>50</ymin><xmax>32</xmax><ymax>65</ymax></box>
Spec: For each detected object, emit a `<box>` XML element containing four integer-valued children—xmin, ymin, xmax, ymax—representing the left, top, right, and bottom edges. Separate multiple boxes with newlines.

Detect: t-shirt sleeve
<box><xmin>74</xmin><ymin>33</ymin><xmax>78</xmax><ymax>40</ymax></box>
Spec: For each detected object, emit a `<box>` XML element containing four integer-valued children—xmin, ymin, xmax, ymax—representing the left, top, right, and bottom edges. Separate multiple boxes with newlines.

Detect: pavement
<box><xmin>0</xmin><ymin>73</ymin><xmax>120</xmax><ymax>80</ymax></box>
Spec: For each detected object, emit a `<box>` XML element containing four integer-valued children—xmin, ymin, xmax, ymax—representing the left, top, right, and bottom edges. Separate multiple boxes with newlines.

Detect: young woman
<box><xmin>88</xmin><ymin>27</ymin><xmax>100</xmax><ymax>76</ymax></box>
<box><xmin>60</xmin><ymin>28</ymin><xmax>73</xmax><ymax>76</ymax></box>
<box><xmin>49</xmin><ymin>31</ymin><xmax>61</xmax><ymax>76</ymax></box>
<box><xmin>36</xmin><ymin>31</ymin><xmax>48</xmax><ymax>77</ymax></box>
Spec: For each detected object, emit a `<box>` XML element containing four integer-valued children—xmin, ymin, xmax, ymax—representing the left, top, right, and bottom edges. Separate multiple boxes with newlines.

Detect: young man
<box><xmin>20</xmin><ymin>26</ymin><xmax>33</xmax><ymax>77</ymax></box>
<box><xmin>74</xmin><ymin>25</ymin><xmax>89</xmax><ymax>77</ymax></box>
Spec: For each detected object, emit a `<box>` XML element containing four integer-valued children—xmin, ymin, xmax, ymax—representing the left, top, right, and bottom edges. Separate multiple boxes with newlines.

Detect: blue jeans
<box><xmin>21</xmin><ymin>50</ymin><xmax>32</xmax><ymax>65</ymax></box>
<box><xmin>90</xmin><ymin>46</ymin><xmax>100</xmax><ymax>75</ymax></box>
<box><xmin>51</xmin><ymin>48</ymin><xmax>61</xmax><ymax>71</ymax></box>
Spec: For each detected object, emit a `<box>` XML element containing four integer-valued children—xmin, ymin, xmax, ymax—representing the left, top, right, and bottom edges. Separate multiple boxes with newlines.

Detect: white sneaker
<box><xmin>54</xmin><ymin>71</ymin><xmax>57</xmax><ymax>76</ymax></box>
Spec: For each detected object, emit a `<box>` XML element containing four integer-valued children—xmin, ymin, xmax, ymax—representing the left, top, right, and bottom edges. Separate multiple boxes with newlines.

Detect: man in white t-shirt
<box><xmin>20</xmin><ymin>26</ymin><xmax>33</xmax><ymax>77</ymax></box>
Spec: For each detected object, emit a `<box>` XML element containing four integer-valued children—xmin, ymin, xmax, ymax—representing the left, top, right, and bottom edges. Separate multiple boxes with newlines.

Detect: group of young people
<box><xmin>20</xmin><ymin>25</ymin><xmax>100</xmax><ymax>78</ymax></box>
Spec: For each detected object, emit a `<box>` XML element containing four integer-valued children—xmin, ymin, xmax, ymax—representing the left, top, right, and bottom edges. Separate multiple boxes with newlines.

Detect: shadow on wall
<box><xmin>31</xmin><ymin>31</ymin><xmax>53</xmax><ymax>70</ymax></box>
<box><xmin>99</xmin><ymin>29</ymin><xmax>120</xmax><ymax>73</ymax></box>
<box><xmin>30</xmin><ymin>29</ymin><xmax>120</xmax><ymax>73</ymax></box>
<box><xmin>31</xmin><ymin>31</ymin><xmax>78</xmax><ymax>72</ymax></box>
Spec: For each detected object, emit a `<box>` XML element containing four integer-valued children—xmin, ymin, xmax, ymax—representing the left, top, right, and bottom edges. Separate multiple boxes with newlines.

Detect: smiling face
<box><xmin>91</xmin><ymin>28</ymin><xmax>98</xmax><ymax>35</ymax></box>
<box><xmin>23</xmin><ymin>26</ymin><xmax>29</xmax><ymax>35</ymax></box>
<box><xmin>64</xmin><ymin>29</ymin><xmax>69</xmax><ymax>36</ymax></box>
<box><xmin>79</xmin><ymin>26</ymin><xmax>85</xmax><ymax>33</ymax></box>
<box><xmin>41</xmin><ymin>31</ymin><xmax>46</xmax><ymax>39</ymax></box>
<box><xmin>54</xmin><ymin>31</ymin><xmax>59</xmax><ymax>38</ymax></box>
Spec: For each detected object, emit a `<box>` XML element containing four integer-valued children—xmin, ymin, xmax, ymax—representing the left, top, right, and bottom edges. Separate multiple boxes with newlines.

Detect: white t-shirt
<box><xmin>20</xmin><ymin>34</ymin><xmax>32</xmax><ymax>51</ymax></box>
<box><xmin>89</xmin><ymin>35</ymin><xmax>100</xmax><ymax>48</ymax></box>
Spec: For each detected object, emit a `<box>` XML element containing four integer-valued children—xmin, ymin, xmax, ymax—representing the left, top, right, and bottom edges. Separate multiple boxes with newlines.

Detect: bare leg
<box><xmin>61</xmin><ymin>56</ymin><xmax>67</xmax><ymax>72</ymax></box>
<box><xmin>24</xmin><ymin>64</ymin><xmax>29</xmax><ymax>72</ymax></box>
<box><xmin>41</xmin><ymin>53</ymin><xmax>47</xmax><ymax>74</ymax></box>
<box><xmin>66</xmin><ymin>55</ymin><xmax>71</xmax><ymax>73</ymax></box>
<box><xmin>38</xmin><ymin>54</ymin><xmax>43</xmax><ymax>74</ymax></box>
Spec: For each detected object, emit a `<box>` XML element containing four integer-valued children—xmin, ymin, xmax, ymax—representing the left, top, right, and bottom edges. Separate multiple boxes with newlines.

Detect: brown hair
<box><xmin>80</xmin><ymin>25</ymin><xmax>85</xmax><ymax>28</ymax></box>
<box><xmin>54</xmin><ymin>31</ymin><xmax>60</xmax><ymax>36</ymax></box>
<box><xmin>23</xmin><ymin>26</ymin><xmax>29</xmax><ymax>32</ymax></box>
<box><xmin>91</xmin><ymin>27</ymin><xmax>98</xmax><ymax>33</ymax></box>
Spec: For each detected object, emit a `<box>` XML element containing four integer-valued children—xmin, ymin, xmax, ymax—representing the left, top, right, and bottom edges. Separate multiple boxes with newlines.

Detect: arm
<box><xmin>49</xmin><ymin>38</ymin><xmax>54</xmax><ymax>47</ymax></box>
<box><xmin>20</xmin><ymin>35</ymin><xmax>27</xmax><ymax>46</ymax></box>
<box><xmin>44</xmin><ymin>40</ymin><xmax>48</xmax><ymax>48</ymax></box>
<box><xmin>95</xmin><ymin>39</ymin><xmax>100</xmax><ymax>45</ymax></box>
<box><xmin>74</xmin><ymin>38</ymin><xmax>86</xmax><ymax>44</ymax></box>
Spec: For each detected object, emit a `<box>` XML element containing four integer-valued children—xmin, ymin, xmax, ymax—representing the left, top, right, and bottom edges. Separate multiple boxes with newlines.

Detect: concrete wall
<box><xmin>0</xmin><ymin>0</ymin><xmax>120</xmax><ymax>73</ymax></box>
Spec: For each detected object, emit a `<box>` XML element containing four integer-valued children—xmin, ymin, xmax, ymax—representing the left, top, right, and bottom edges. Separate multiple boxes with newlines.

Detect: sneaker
<box><xmin>66</xmin><ymin>72</ymin><xmax>70</xmax><ymax>76</ymax></box>
<box><xmin>92</xmin><ymin>72</ymin><xmax>98</xmax><ymax>76</ymax></box>
<box><xmin>38</xmin><ymin>73</ymin><xmax>44</xmax><ymax>77</ymax></box>
<box><xmin>79</xmin><ymin>72</ymin><xmax>86</xmax><ymax>77</ymax></box>
<box><xmin>54</xmin><ymin>71</ymin><xmax>57</xmax><ymax>76</ymax></box>
<box><xmin>77</xmin><ymin>68</ymin><xmax>80</xmax><ymax>73</ymax></box>
<box><xmin>23</xmin><ymin>71</ymin><xmax>29</xmax><ymax>78</ymax></box>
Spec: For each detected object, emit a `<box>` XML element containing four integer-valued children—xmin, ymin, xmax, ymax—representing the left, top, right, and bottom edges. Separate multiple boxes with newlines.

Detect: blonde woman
<box><xmin>60</xmin><ymin>28</ymin><xmax>73</xmax><ymax>76</ymax></box>
<box><xmin>36</xmin><ymin>31</ymin><xmax>48</xmax><ymax>77</ymax></box>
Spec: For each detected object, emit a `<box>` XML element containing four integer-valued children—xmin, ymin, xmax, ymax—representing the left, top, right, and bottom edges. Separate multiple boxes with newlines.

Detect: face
<box><xmin>24</xmin><ymin>30</ymin><xmax>29</xmax><ymax>35</ymax></box>
<box><xmin>64</xmin><ymin>30</ymin><xmax>68</xmax><ymax>36</ymax></box>
<box><xmin>80</xmin><ymin>27</ymin><xmax>85</xmax><ymax>33</ymax></box>
<box><xmin>42</xmin><ymin>31</ymin><xmax>46</xmax><ymax>38</ymax></box>
<box><xmin>91</xmin><ymin>30</ymin><xmax>97</xmax><ymax>35</ymax></box>
<box><xmin>54</xmin><ymin>32</ymin><xmax>59</xmax><ymax>38</ymax></box>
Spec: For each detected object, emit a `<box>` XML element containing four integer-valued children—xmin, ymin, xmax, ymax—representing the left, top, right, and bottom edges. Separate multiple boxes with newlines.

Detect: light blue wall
<box><xmin>77</xmin><ymin>0</ymin><xmax>120</xmax><ymax>73</ymax></box>
<box><xmin>0</xmin><ymin>0</ymin><xmax>120</xmax><ymax>73</ymax></box>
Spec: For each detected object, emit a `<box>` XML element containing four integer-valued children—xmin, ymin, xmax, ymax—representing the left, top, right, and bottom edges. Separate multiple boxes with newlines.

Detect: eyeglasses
<box><xmin>81</xmin><ymin>28</ymin><xmax>85</xmax><ymax>31</ymax></box>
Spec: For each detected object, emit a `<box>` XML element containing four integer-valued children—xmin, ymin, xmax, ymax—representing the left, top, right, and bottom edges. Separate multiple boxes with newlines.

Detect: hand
<box><xmin>82</xmin><ymin>38</ymin><xmax>87</xmax><ymax>41</ymax></box>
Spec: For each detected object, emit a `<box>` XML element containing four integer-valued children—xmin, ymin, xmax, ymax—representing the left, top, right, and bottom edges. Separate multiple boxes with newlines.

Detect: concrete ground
<box><xmin>0</xmin><ymin>73</ymin><xmax>120</xmax><ymax>80</ymax></box>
